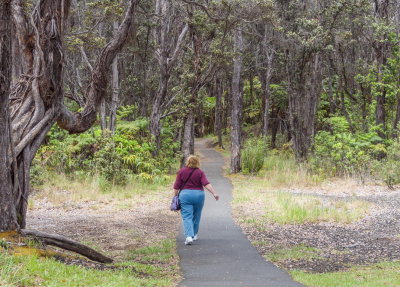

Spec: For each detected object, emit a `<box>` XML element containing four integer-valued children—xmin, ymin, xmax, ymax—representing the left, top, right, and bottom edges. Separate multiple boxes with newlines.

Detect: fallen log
<box><xmin>20</xmin><ymin>229</ymin><xmax>113</xmax><ymax>263</ymax></box>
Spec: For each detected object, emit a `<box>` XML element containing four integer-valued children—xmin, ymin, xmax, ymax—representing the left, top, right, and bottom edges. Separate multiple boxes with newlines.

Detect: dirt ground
<box><xmin>26</xmin><ymin>190</ymin><xmax>180</xmax><ymax>263</ymax></box>
<box><xmin>234</xmin><ymin>186</ymin><xmax>400</xmax><ymax>273</ymax></box>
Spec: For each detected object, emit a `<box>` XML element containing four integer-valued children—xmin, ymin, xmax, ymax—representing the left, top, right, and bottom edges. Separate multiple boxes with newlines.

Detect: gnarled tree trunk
<box><xmin>0</xmin><ymin>0</ymin><xmax>139</xmax><ymax>232</ymax></box>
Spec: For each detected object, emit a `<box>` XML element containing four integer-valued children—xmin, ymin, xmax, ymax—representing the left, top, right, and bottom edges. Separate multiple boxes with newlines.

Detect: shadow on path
<box><xmin>177</xmin><ymin>139</ymin><xmax>304</xmax><ymax>287</ymax></box>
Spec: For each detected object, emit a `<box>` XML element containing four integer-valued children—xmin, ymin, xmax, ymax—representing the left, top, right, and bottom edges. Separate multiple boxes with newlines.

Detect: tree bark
<box><xmin>181</xmin><ymin>112</ymin><xmax>195</xmax><ymax>166</ymax></box>
<box><xmin>230</xmin><ymin>29</ymin><xmax>244</xmax><ymax>173</ymax></box>
<box><xmin>270</xmin><ymin>108</ymin><xmax>280</xmax><ymax>149</ymax></box>
<box><xmin>214</xmin><ymin>77</ymin><xmax>224</xmax><ymax>149</ymax></box>
<box><xmin>287</xmin><ymin>52</ymin><xmax>321</xmax><ymax>161</ymax></box>
<box><xmin>109</xmin><ymin>21</ymin><xmax>120</xmax><ymax>134</ymax></box>
<box><xmin>0</xmin><ymin>0</ymin><xmax>18</xmax><ymax>232</ymax></box>
<box><xmin>100</xmin><ymin>98</ymin><xmax>107</xmax><ymax>131</ymax></box>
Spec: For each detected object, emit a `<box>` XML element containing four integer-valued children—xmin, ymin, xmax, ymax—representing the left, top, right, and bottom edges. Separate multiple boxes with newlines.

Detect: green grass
<box><xmin>231</xmin><ymin>176</ymin><xmax>372</xmax><ymax>225</ymax></box>
<box><xmin>0</xmin><ymin>239</ymin><xmax>179</xmax><ymax>287</ymax></box>
<box><xmin>31</xmin><ymin>171</ymin><xmax>174</xmax><ymax>207</ymax></box>
<box><xmin>266</xmin><ymin>245</ymin><xmax>322</xmax><ymax>262</ymax></box>
<box><xmin>258</xmin><ymin>152</ymin><xmax>323</xmax><ymax>187</ymax></box>
<box><xmin>291</xmin><ymin>261</ymin><xmax>400</xmax><ymax>287</ymax></box>
<box><xmin>126</xmin><ymin>239</ymin><xmax>176</xmax><ymax>265</ymax></box>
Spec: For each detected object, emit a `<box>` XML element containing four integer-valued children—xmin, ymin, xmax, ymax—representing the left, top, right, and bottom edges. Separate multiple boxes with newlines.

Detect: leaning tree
<box><xmin>0</xmin><ymin>0</ymin><xmax>139</xmax><ymax>234</ymax></box>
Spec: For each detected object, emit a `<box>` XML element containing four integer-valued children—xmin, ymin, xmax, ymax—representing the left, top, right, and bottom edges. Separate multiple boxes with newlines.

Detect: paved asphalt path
<box><xmin>177</xmin><ymin>140</ymin><xmax>304</xmax><ymax>287</ymax></box>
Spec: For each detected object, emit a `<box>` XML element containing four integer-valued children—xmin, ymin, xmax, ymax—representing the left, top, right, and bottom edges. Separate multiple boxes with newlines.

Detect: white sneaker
<box><xmin>185</xmin><ymin>237</ymin><xmax>193</xmax><ymax>245</ymax></box>
<box><xmin>193</xmin><ymin>234</ymin><xmax>198</xmax><ymax>241</ymax></box>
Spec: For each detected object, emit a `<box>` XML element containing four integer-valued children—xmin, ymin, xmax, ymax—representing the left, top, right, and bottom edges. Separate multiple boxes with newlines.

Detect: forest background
<box><xmin>1</xmin><ymin>0</ymin><xmax>400</xmax><ymax>286</ymax></box>
<box><xmin>23</xmin><ymin>0</ymin><xmax>400</xmax><ymax>193</ymax></box>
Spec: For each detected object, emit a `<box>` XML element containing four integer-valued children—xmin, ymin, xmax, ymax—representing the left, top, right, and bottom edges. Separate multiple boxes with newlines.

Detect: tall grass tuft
<box><xmin>241</xmin><ymin>138</ymin><xmax>267</xmax><ymax>174</ymax></box>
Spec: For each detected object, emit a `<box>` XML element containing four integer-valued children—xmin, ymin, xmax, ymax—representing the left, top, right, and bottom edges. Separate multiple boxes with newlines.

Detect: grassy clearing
<box><xmin>255</xmin><ymin>152</ymin><xmax>321</xmax><ymax>188</ymax></box>
<box><xmin>291</xmin><ymin>261</ymin><xmax>400</xmax><ymax>287</ymax></box>
<box><xmin>31</xmin><ymin>171</ymin><xmax>174</xmax><ymax>208</ymax></box>
<box><xmin>0</xmin><ymin>252</ymin><xmax>174</xmax><ymax>287</ymax></box>
<box><xmin>231</xmin><ymin>174</ymin><xmax>372</xmax><ymax>224</ymax></box>
<box><xmin>265</xmin><ymin>245</ymin><xmax>323</xmax><ymax>262</ymax></box>
<box><xmin>0</xmin><ymin>238</ymin><xmax>179</xmax><ymax>287</ymax></box>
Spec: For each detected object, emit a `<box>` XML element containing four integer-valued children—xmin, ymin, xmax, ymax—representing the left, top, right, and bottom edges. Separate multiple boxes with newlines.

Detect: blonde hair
<box><xmin>186</xmin><ymin>155</ymin><xmax>200</xmax><ymax>168</ymax></box>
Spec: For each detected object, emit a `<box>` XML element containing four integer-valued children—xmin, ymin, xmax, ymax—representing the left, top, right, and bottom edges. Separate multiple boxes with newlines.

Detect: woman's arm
<box><xmin>204</xmin><ymin>184</ymin><xmax>219</xmax><ymax>201</ymax></box>
<box><xmin>173</xmin><ymin>189</ymin><xmax>179</xmax><ymax>196</ymax></box>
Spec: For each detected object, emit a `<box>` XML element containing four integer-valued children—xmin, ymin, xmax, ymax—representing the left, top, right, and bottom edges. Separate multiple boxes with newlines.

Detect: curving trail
<box><xmin>177</xmin><ymin>139</ymin><xmax>304</xmax><ymax>287</ymax></box>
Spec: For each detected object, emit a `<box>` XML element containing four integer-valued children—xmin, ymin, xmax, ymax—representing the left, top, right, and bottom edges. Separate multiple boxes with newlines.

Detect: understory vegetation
<box><xmin>31</xmin><ymin>115</ymin><xmax>179</xmax><ymax>191</ymax></box>
<box><xmin>291</xmin><ymin>262</ymin><xmax>400</xmax><ymax>287</ymax></box>
<box><xmin>239</xmin><ymin>119</ymin><xmax>400</xmax><ymax>188</ymax></box>
<box><xmin>0</xmin><ymin>239</ymin><xmax>179</xmax><ymax>287</ymax></box>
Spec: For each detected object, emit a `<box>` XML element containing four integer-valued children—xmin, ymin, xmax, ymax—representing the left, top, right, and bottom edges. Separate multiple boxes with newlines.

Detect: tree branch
<box><xmin>21</xmin><ymin>229</ymin><xmax>113</xmax><ymax>263</ymax></box>
<box><xmin>181</xmin><ymin>0</ymin><xmax>225</xmax><ymax>21</ymax></box>
<box><xmin>80</xmin><ymin>46</ymin><xmax>93</xmax><ymax>71</ymax></box>
<box><xmin>15</xmin><ymin>109</ymin><xmax>54</xmax><ymax>156</ymax></box>
<box><xmin>58</xmin><ymin>0</ymin><xmax>139</xmax><ymax>133</ymax></box>
<box><xmin>167</xmin><ymin>23</ymin><xmax>189</xmax><ymax>72</ymax></box>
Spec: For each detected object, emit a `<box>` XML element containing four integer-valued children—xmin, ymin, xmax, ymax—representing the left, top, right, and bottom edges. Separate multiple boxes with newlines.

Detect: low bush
<box><xmin>241</xmin><ymin>137</ymin><xmax>267</xmax><ymax>174</ymax></box>
<box><xmin>372</xmin><ymin>141</ymin><xmax>400</xmax><ymax>188</ymax></box>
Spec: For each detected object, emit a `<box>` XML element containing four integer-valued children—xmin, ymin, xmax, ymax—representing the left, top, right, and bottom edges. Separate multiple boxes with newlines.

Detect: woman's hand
<box><xmin>204</xmin><ymin>184</ymin><xmax>219</xmax><ymax>201</ymax></box>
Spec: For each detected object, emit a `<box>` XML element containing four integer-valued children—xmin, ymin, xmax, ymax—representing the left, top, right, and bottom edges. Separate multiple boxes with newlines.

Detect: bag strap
<box><xmin>178</xmin><ymin>168</ymin><xmax>197</xmax><ymax>196</ymax></box>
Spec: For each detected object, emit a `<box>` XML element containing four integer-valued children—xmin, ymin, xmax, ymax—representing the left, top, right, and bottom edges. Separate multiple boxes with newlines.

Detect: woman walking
<box><xmin>173</xmin><ymin>155</ymin><xmax>219</xmax><ymax>245</ymax></box>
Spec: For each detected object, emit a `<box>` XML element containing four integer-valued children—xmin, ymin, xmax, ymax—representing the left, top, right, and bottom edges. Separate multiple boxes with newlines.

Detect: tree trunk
<box><xmin>230</xmin><ymin>29</ymin><xmax>244</xmax><ymax>173</ymax></box>
<box><xmin>288</xmin><ymin>53</ymin><xmax>321</xmax><ymax>161</ymax></box>
<box><xmin>109</xmin><ymin>21</ymin><xmax>120</xmax><ymax>134</ymax></box>
<box><xmin>392</xmin><ymin>96</ymin><xmax>400</xmax><ymax>138</ymax></box>
<box><xmin>150</xmin><ymin>75</ymin><xmax>168</xmax><ymax>153</ymax></box>
<box><xmin>0</xmin><ymin>0</ymin><xmax>18</xmax><ymax>232</ymax></box>
<box><xmin>256</xmin><ymin>24</ymin><xmax>274</xmax><ymax>138</ymax></box>
<box><xmin>270</xmin><ymin>108</ymin><xmax>280</xmax><ymax>149</ymax></box>
<box><xmin>100</xmin><ymin>98</ymin><xmax>107</xmax><ymax>131</ymax></box>
<box><xmin>2</xmin><ymin>0</ymin><xmax>139</xmax><ymax>232</ymax></box>
<box><xmin>214</xmin><ymin>77</ymin><xmax>224</xmax><ymax>149</ymax></box>
<box><xmin>181</xmin><ymin>112</ymin><xmax>195</xmax><ymax>166</ymax></box>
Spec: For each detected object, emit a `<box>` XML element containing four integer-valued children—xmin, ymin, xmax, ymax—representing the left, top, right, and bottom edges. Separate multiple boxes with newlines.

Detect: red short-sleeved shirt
<box><xmin>173</xmin><ymin>167</ymin><xmax>210</xmax><ymax>191</ymax></box>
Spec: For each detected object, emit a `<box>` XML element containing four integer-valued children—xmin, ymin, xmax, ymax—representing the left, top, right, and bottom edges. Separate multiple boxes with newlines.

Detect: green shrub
<box><xmin>373</xmin><ymin>141</ymin><xmax>400</xmax><ymax>188</ymax></box>
<box><xmin>34</xmin><ymin>120</ymin><xmax>178</xmax><ymax>186</ymax></box>
<box><xmin>241</xmin><ymin>137</ymin><xmax>267</xmax><ymax>174</ymax></box>
<box><xmin>92</xmin><ymin>138</ymin><xmax>129</xmax><ymax>185</ymax></box>
<box><xmin>311</xmin><ymin>117</ymin><xmax>386</xmax><ymax>181</ymax></box>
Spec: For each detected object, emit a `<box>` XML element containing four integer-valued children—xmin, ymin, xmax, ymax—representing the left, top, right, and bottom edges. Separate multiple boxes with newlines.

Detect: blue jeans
<box><xmin>179</xmin><ymin>189</ymin><xmax>205</xmax><ymax>238</ymax></box>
